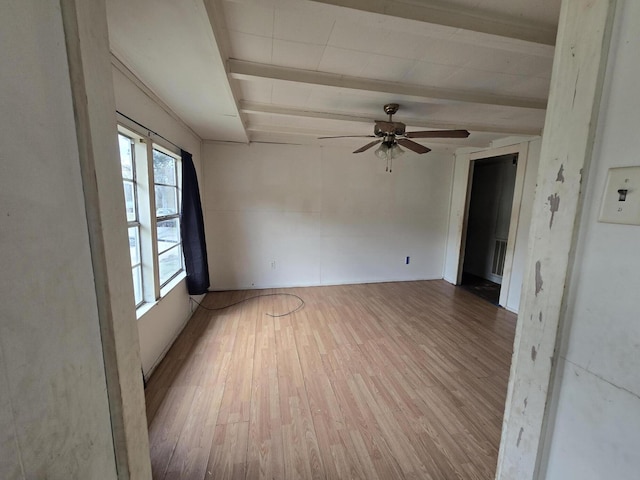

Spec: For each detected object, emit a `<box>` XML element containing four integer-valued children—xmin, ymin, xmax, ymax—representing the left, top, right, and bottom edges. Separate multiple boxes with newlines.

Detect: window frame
<box><xmin>116</xmin><ymin>122</ymin><xmax>185</xmax><ymax>314</ymax></box>
<box><xmin>118</xmin><ymin>132</ymin><xmax>145</xmax><ymax>308</ymax></box>
<box><xmin>152</xmin><ymin>145</ymin><xmax>184</xmax><ymax>288</ymax></box>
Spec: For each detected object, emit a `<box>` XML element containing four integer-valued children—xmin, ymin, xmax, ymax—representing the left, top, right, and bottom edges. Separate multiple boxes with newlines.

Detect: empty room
<box><xmin>2</xmin><ymin>1</ymin><xmax>640</xmax><ymax>480</ymax></box>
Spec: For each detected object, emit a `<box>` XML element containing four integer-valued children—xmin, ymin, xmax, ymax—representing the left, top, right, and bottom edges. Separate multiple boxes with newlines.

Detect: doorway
<box><xmin>460</xmin><ymin>154</ymin><xmax>518</xmax><ymax>304</ymax></box>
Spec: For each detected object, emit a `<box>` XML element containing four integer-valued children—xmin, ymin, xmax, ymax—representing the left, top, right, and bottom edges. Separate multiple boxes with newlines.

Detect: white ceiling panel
<box><xmin>272</xmin><ymin>39</ymin><xmax>325</xmax><ymax>70</ymax></box>
<box><xmin>326</xmin><ymin>19</ymin><xmax>389</xmax><ymax>54</ymax></box>
<box><xmin>107</xmin><ymin>0</ymin><xmax>247</xmax><ymax>142</ymax></box>
<box><xmin>273</xmin><ymin>7</ymin><xmax>336</xmax><ymax>45</ymax></box>
<box><xmin>402</xmin><ymin>62</ymin><xmax>462</xmax><ymax>87</ymax></box>
<box><xmin>108</xmin><ymin>0</ymin><xmax>561</xmax><ymax>146</ymax></box>
<box><xmin>227</xmin><ymin>31</ymin><xmax>273</xmax><ymax>63</ymax></box>
<box><xmin>239</xmin><ymin>79</ymin><xmax>274</xmax><ymax>103</ymax></box>
<box><xmin>270</xmin><ymin>82</ymin><xmax>313</xmax><ymax>107</ymax></box>
<box><xmin>317</xmin><ymin>46</ymin><xmax>371</xmax><ymax>77</ymax></box>
<box><xmin>502</xmin><ymin>75</ymin><xmax>552</xmax><ymax>99</ymax></box>
<box><xmin>505</xmin><ymin>54</ymin><xmax>555</xmax><ymax>79</ymax></box>
<box><xmin>223</xmin><ymin>1</ymin><xmax>274</xmax><ymax>37</ymax></box>
<box><xmin>359</xmin><ymin>55</ymin><xmax>417</xmax><ymax>83</ymax></box>
<box><xmin>443</xmin><ymin>69</ymin><xmax>522</xmax><ymax>95</ymax></box>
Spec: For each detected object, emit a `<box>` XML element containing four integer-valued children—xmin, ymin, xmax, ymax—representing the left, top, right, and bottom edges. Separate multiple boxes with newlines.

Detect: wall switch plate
<box><xmin>599</xmin><ymin>166</ymin><xmax>640</xmax><ymax>225</ymax></box>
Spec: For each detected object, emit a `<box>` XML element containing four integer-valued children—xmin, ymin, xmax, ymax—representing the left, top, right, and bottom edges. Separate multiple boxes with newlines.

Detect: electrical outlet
<box><xmin>271</xmin><ymin>261</ymin><xmax>276</xmax><ymax>270</ymax></box>
<box><xmin>406</xmin><ymin>256</ymin><xmax>410</xmax><ymax>265</ymax></box>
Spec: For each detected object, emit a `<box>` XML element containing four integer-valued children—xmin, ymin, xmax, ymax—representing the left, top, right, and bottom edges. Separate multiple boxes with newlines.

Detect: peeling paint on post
<box><xmin>535</xmin><ymin>261</ymin><xmax>544</xmax><ymax>295</ymax></box>
<box><xmin>548</xmin><ymin>193</ymin><xmax>561</xmax><ymax>228</ymax></box>
<box><xmin>495</xmin><ymin>1</ymin><xmax>617</xmax><ymax>479</ymax></box>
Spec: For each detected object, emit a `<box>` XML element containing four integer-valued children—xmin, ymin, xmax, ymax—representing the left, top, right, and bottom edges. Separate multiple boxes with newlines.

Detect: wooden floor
<box><xmin>145</xmin><ymin>280</ymin><xmax>517</xmax><ymax>480</ymax></box>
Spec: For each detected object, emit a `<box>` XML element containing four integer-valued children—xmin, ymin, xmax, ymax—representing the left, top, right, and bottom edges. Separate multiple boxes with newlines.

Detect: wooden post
<box><xmin>60</xmin><ymin>0</ymin><xmax>152</xmax><ymax>478</ymax></box>
<box><xmin>496</xmin><ymin>0</ymin><xmax>617</xmax><ymax>478</ymax></box>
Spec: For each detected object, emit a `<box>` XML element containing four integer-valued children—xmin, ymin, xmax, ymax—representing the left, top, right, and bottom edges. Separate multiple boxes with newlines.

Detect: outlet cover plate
<box><xmin>598</xmin><ymin>166</ymin><xmax>640</xmax><ymax>225</ymax></box>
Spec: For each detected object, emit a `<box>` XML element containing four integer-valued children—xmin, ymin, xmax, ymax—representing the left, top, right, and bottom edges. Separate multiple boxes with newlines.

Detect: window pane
<box><xmin>119</xmin><ymin>134</ymin><xmax>134</xmax><ymax>180</ymax></box>
<box><xmin>127</xmin><ymin>226</ymin><xmax>140</xmax><ymax>265</ymax></box>
<box><xmin>123</xmin><ymin>181</ymin><xmax>136</xmax><ymax>222</ymax></box>
<box><xmin>157</xmin><ymin>218</ymin><xmax>180</xmax><ymax>254</ymax></box>
<box><xmin>155</xmin><ymin>185</ymin><xmax>178</xmax><ymax>216</ymax></box>
<box><xmin>153</xmin><ymin>149</ymin><xmax>176</xmax><ymax>185</ymax></box>
<box><xmin>132</xmin><ymin>265</ymin><xmax>143</xmax><ymax>306</ymax></box>
<box><xmin>158</xmin><ymin>246</ymin><xmax>182</xmax><ymax>286</ymax></box>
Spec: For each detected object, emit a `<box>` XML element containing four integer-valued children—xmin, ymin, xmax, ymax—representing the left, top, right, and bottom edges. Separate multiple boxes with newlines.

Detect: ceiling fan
<box><xmin>319</xmin><ymin>103</ymin><xmax>470</xmax><ymax>172</ymax></box>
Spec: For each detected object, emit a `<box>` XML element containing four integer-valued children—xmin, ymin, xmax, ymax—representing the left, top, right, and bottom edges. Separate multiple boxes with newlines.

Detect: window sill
<box><xmin>135</xmin><ymin>271</ymin><xmax>186</xmax><ymax>320</ymax></box>
<box><xmin>160</xmin><ymin>271</ymin><xmax>186</xmax><ymax>297</ymax></box>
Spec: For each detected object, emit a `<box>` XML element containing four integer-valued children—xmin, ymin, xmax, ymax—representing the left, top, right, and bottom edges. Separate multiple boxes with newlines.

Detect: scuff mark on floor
<box><xmin>556</xmin><ymin>164</ymin><xmax>565</xmax><ymax>183</ymax></box>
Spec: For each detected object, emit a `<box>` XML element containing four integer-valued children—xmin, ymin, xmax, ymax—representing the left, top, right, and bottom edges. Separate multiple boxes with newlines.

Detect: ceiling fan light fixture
<box><xmin>390</xmin><ymin>143</ymin><xmax>405</xmax><ymax>159</ymax></box>
<box><xmin>375</xmin><ymin>140</ymin><xmax>403</xmax><ymax>173</ymax></box>
<box><xmin>374</xmin><ymin>142</ymin><xmax>390</xmax><ymax>159</ymax></box>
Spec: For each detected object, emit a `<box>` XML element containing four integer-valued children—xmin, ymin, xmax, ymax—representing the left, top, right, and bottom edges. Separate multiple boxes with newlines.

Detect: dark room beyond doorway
<box><xmin>461</xmin><ymin>154</ymin><xmax>518</xmax><ymax>304</ymax></box>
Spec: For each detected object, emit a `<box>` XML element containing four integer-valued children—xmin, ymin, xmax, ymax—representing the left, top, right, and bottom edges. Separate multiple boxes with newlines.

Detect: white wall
<box><xmin>111</xmin><ymin>63</ymin><xmax>204</xmax><ymax>376</ymax></box>
<box><xmin>541</xmin><ymin>1</ymin><xmax>640</xmax><ymax>478</ymax></box>
<box><xmin>443</xmin><ymin>139</ymin><xmax>541</xmax><ymax>313</ymax></box>
<box><xmin>203</xmin><ymin>142</ymin><xmax>454</xmax><ymax>289</ymax></box>
<box><xmin>0</xmin><ymin>2</ymin><xmax>117</xmax><ymax>478</ymax></box>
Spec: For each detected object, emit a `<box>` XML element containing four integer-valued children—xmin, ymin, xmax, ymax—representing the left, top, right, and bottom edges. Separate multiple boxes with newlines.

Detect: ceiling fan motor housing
<box><xmin>374</xmin><ymin>121</ymin><xmax>406</xmax><ymax>137</ymax></box>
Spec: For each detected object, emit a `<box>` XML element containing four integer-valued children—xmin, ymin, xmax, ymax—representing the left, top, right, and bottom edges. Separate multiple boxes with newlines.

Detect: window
<box><xmin>153</xmin><ymin>148</ymin><xmax>183</xmax><ymax>287</ymax></box>
<box><xmin>118</xmin><ymin>133</ymin><xmax>143</xmax><ymax>306</ymax></box>
<box><xmin>116</xmin><ymin>125</ymin><xmax>184</xmax><ymax>310</ymax></box>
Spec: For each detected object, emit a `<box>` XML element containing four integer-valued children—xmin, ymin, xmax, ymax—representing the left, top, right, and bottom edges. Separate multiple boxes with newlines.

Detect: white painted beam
<box><xmin>229</xmin><ymin>59</ymin><xmax>548</xmax><ymax>110</ymax></box>
<box><xmin>496</xmin><ymin>1</ymin><xmax>617</xmax><ymax>479</ymax></box>
<box><xmin>241</xmin><ymin>101</ymin><xmax>543</xmax><ymax>136</ymax></box>
<box><xmin>309</xmin><ymin>0</ymin><xmax>557</xmax><ymax>46</ymax></box>
<box><xmin>60</xmin><ymin>0</ymin><xmax>152</xmax><ymax>477</ymax></box>
<box><xmin>246</xmin><ymin>123</ymin><xmax>485</xmax><ymax>147</ymax></box>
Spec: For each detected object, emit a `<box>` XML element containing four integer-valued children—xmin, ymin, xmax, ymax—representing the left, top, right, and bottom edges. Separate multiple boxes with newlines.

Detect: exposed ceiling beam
<box><xmin>228</xmin><ymin>60</ymin><xmax>548</xmax><ymax>111</ymax></box>
<box><xmin>246</xmin><ymin>124</ymin><xmax>487</xmax><ymax>147</ymax></box>
<box><xmin>201</xmin><ymin>0</ymin><xmax>249</xmax><ymax>142</ymax></box>
<box><xmin>241</xmin><ymin>101</ymin><xmax>542</xmax><ymax>136</ymax></box>
<box><xmin>308</xmin><ymin>0</ymin><xmax>557</xmax><ymax>46</ymax></box>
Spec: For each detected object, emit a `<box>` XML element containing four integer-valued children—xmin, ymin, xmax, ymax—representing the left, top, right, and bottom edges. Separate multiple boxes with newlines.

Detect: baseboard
<box><xmin>208</xmin><ymin>276</ymin><xmax>445</xmax><ymax>292</ymax></box>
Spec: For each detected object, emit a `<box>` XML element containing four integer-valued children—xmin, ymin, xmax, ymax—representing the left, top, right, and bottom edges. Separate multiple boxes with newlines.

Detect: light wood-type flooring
<box><xmin>145</xmin><ymin>280</ymin><xmax>517</xmax><ymax>480</ymax></box>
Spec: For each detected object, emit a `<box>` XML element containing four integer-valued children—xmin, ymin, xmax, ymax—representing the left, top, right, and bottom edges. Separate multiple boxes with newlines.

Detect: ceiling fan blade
<box><xmin>318</xmin><ymin>135</ymin><xmax>376</xmax><ymax>139</ymax></box>
<box><xmin>397</xmin><ymin>138</ymin><xmax>431</xmax><ymax>154</ymax></box>
<box><xmin>354</xmin><ymin>140</ymin><xmax>382</xmax><ymax>153</ymax></box>
<box><xmin>404</xmin><ymin>129</ymin><xmax>470</xmax><ymax>139</ymax></box>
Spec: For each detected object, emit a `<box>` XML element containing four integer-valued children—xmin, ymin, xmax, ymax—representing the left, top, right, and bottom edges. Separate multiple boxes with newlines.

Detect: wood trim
<box><xmin>60</xmin><ymin>1</ymin><xmax>152</xmax><ymax>478</ymax></box>
<box><xmin>496</xmin><ymin>1</ymin><xmax>618</xmax><ymax>478</ymax></box>
<box><xmin>498</xmin><ymin>143</ymin><xmax>529</xmax><ymax>308</ymax></box>
<box><xmin>241</xmin><ymin>101</ymin><xmax>543</xmax><ymax>136</ymax></box>
<box><xmin>229</xmin><ymin>59</ymin><xmax>548</xmax><ymax>111</ymax></box>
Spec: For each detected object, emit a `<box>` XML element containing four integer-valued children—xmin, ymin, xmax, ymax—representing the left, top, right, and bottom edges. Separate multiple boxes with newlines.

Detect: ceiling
<box><xmin>106</xmin><ymin>0</ymin><xmax>561</xmax><ymax>152</ymax></box>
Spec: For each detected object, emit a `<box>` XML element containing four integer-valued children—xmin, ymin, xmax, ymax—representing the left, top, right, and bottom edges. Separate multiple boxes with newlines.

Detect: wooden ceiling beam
<box><xmin>241</xmin><ymin>101</ymin><xmax>542</xmax><ymax>136</ymax></box>
<box><xmin>228</xmin><ymin>59</ymin><xmax>548</xmax><ymax>111</ymax></box>
<box><xmin>308</xmin><ymin>0</ymin><xmax>557</xmax><ymax>46</ymax></box>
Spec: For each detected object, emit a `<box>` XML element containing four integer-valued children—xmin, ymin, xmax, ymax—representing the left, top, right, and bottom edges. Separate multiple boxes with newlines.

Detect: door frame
<box><xmin>447</xmin><ymin>141</ymin><xmax>529</xmax><ymax>309</ymax></box>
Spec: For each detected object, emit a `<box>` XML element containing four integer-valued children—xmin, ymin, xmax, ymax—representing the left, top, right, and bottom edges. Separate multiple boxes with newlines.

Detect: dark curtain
<box><xmin>180</xmin><ymin>149</ymin><xmax>210</xmax><ymax>294</ymax></box>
